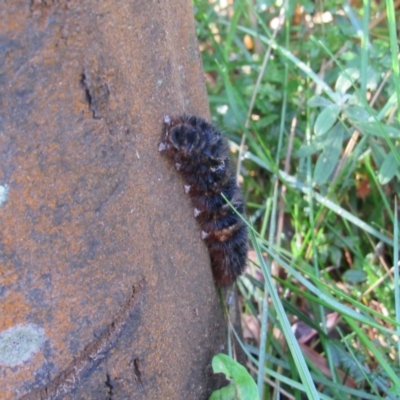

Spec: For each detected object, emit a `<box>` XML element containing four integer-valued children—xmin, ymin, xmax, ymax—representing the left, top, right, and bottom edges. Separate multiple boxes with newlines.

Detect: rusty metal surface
<box><xmin>0</xmin><ymin>1</ymin><xmax>227</xmax><ymax>398</ymax></box>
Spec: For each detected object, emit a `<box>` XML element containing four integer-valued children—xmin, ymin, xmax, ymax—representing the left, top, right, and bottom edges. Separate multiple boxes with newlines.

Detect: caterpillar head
<box><xmin>158</xmin><ymin>114</ymin><xmax>201</xmax><ymax>157</ymax></box>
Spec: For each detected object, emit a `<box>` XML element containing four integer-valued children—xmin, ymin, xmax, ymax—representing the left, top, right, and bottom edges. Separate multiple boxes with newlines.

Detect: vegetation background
<box><xmin>193</xmin><ymin>0</ymin><xmax>400</xmax><ymax>398</ymax></box>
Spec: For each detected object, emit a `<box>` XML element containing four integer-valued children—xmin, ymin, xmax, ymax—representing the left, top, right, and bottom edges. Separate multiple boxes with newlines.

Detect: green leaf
<box><xmin>342</xmin><ymin>269</ymin><xmax>367</xmax><ymax>283</ymax></box>
<box><xmin>257</xmin><ymin>114</ymin><xmax>279</xmax><ymax>128</ymax></box>
<box><xmin>353</xmin><ymin>121</ymin><xmax>400</xmax><ymax>139</ymax></box>
<box><xmin>370</xmin><ymin>141</ymin><xmax>387</xmax><ymax>167</ymax></box>
<box><xmin>308</xmin><ymin>95</ymin><xmax>333</xmax><ymax>108</ymax></box>
<box><xmin>314</xmin><ymin>123</ymin><xmax>344</xmax><ymax>185</ymax></box>
<box><xmin>344</xmin><ymin>106</ymin><xmax>371</xmax><ymax>122</ymax></box>
<box><xmin>209</xmin><ymin>354</ymin><xmax>259</xmax><ymax>400</ymax></box>
<box><xmin>335</xmin><ymin>67</ymin><xmax>360</xmax><ymax>94</ymax></box>
<box><xmin>314</xmin><ymin>104</ymin><xmax>341</xmax><ymax>136</ymax></box>
<box><xmin>378</xmin><ymin>151</ymin><xmax>399</xmax><ymax>185</ymax></box>
<box><xmin>296</xmin><ymin>143</ymin><xmax>319</xmax><ymax>158</ymax></box>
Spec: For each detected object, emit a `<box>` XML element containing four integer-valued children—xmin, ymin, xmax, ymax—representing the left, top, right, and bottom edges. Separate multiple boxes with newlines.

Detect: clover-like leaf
<box><xmin>209</xmin><ymin>353</ymin><xmax>259</xmax><ymax>400</ymax></box>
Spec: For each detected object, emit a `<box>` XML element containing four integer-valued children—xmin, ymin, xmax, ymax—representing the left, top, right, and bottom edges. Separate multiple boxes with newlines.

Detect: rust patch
<box><xmin>20</xmin><ymin>280</ymin><xmax>144</xmax><ymax>400</ymax></box>
<box><xmin>0</xmin><ymin>292</ymin><xmax>32</xmax><ymax>331</ymax></box>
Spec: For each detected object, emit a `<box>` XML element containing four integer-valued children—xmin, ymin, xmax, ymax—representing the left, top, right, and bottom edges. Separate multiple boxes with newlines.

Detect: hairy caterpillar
<box><xmin>158</xmin><ymin>115</ymin><xmax>248</xmax><ymax>286</ymax></box>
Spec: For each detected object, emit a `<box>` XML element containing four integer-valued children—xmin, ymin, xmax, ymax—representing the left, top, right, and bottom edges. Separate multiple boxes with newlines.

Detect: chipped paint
<box><xmin>0</xmin><ymin>184</ymin><xmax>9</xmax><ymax>207</ymax></box>
<box><xmin>0</xmin><ymin>324</ymin><xmax>45</xmax><ymax>367</ymax></box>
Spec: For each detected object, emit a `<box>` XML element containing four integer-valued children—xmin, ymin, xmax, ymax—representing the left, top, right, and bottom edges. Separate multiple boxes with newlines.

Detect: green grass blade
<box><xmin>252</xmin><ymin>231</ymin><xmax>320</xmax><ymax>399</ymax></box>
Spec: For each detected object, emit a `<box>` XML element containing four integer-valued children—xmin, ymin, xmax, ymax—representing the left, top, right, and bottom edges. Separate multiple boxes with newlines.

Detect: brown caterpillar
<box><xmin>158</xmin><ymin>115</ymin><xmax>247</xmax><ymax>286</ymax></box>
